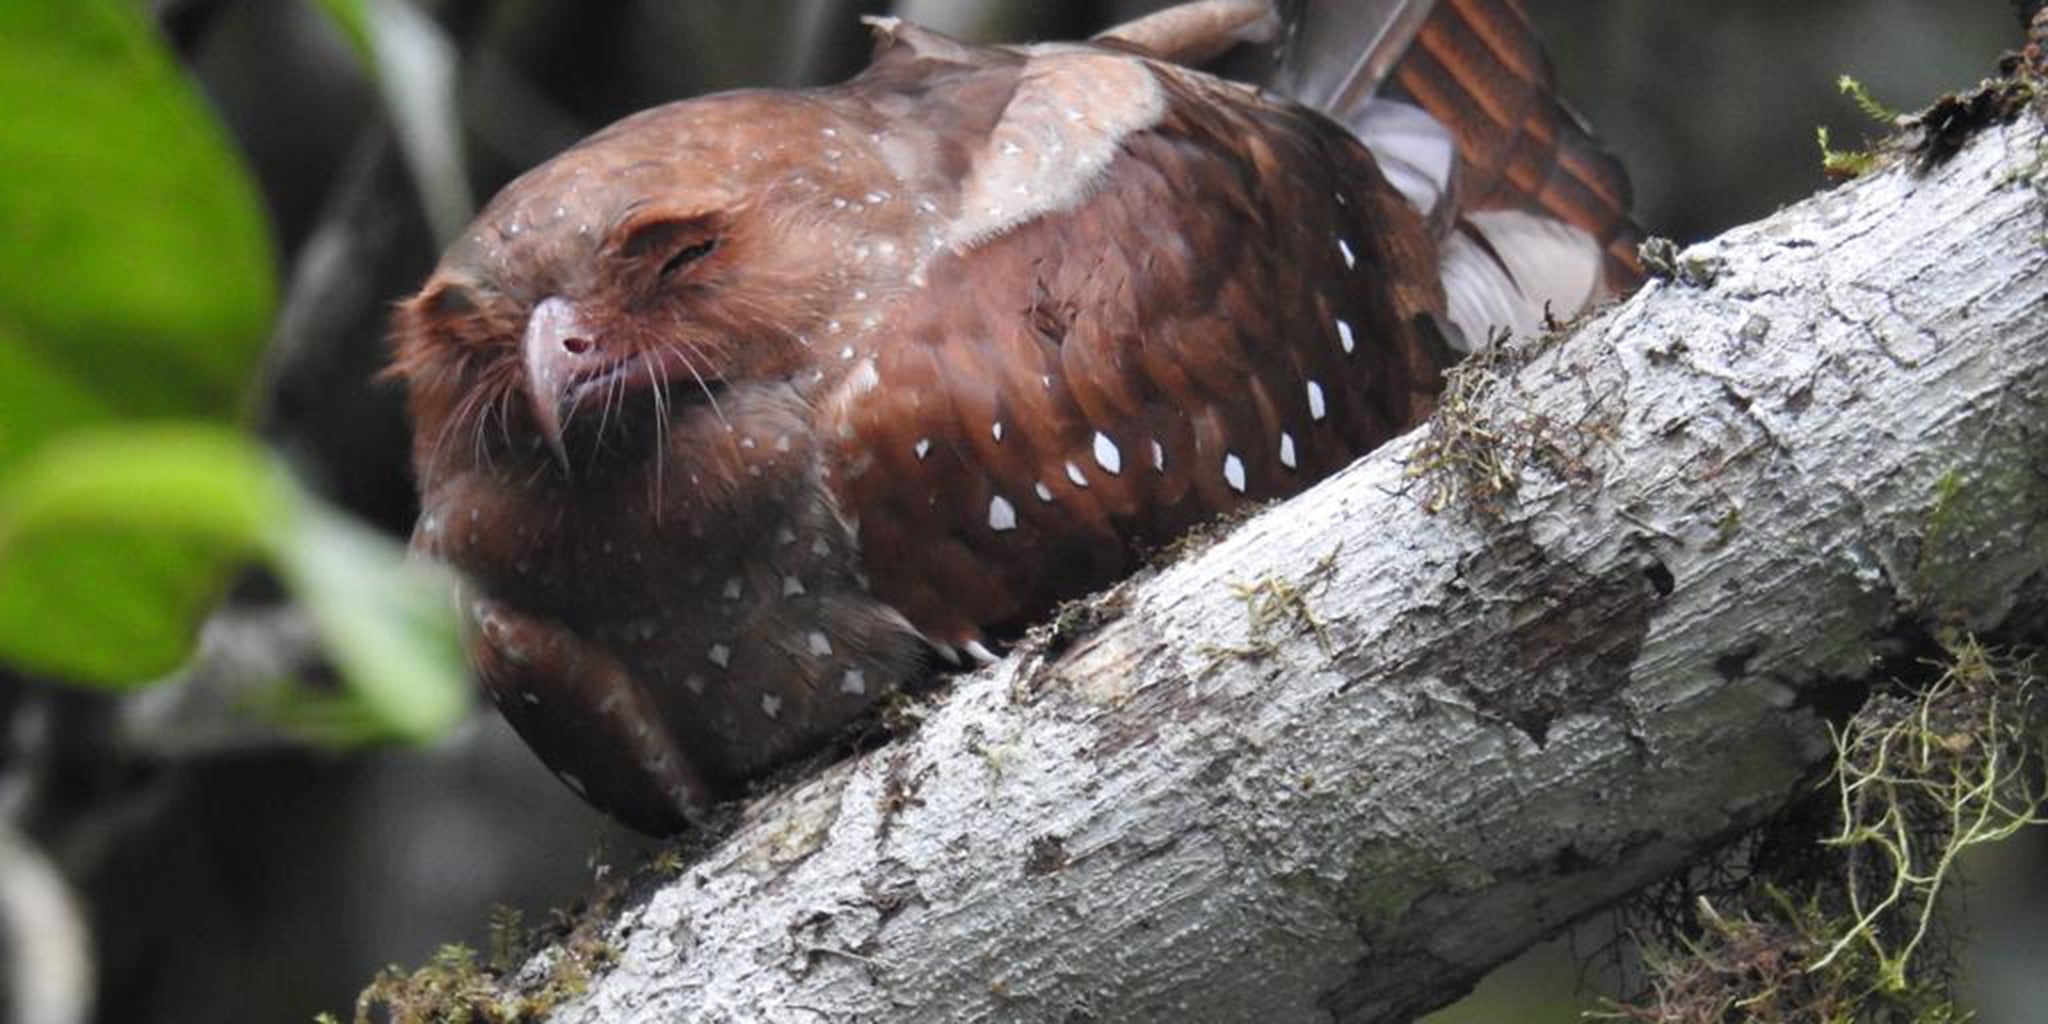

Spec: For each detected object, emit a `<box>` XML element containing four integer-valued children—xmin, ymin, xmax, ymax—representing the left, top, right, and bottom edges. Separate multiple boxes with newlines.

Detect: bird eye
<box><xmin>660</xmin><ymin>238</ymin><xmax>720</xmax><ymax>279</ymax></box>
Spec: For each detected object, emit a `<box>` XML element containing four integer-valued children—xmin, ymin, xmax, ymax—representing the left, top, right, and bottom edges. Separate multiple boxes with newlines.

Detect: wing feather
<box><xmin>826</xmin><ymin>56</ymin><xmax>1441</xmax><ymax>647</ymax></box>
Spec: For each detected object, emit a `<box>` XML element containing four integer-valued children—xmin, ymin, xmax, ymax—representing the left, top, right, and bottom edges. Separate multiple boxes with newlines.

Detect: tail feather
<box><xmin>1257</xmin><ymin>0</ymin><xmax>1641</xmax><ymax>344</ymax></box>
<box><xmin>1100</xmin><ymin>0</ymin><xmax>1639</xmax><ymax>346</ymax></box>
<box><xmin>1385</xmin><ymin>0</ymin><xmax>1638</xmax><ymax>286</ymax></box>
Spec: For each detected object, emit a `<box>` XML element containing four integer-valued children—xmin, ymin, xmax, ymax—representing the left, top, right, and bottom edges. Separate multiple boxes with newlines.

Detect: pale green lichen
<box><xmin>1601</xmin><ymin>637</ymin><xmax>2046</xmax><ymax>1022</ymax></box>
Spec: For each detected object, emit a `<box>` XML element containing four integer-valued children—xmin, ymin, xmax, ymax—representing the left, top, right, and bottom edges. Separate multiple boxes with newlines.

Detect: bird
<box><xmin>387</xmin><ymin>0</ymin><xmax>1639</xmax><ymax>835</ymax></box>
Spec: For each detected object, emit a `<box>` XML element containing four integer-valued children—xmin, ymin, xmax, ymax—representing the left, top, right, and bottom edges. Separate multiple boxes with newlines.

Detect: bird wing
<box><xmin>823</xmin><ymin>38</ymin><xmax>1445</xmax><ymax>652</ymax></box>
<box><xmin>1203</xmin><ymin>0</ymin><xmax>1642</xmax><ymax>343</ymax></box>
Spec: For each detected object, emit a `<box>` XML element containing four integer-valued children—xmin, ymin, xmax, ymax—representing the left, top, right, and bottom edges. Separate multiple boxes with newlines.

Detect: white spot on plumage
<box><xmin>1224</xmin><ymin>453</ymin><xmax>1247</xmax><ymax>493</ymax></box>
<box><xmin>1065</xmin><ymin>461</ymin><xmax>1089</xmax><ymax>488</ymax></box>
<box><xmin>1280</xmin><ymin>433</ymin><xmax>1298</xmax><ymax>470</ymax></box>
<box><xmin>1307</xmin><ymin>380</ymin><xmax>1328</xmax><ymax>421</ymax></box>
<box><xmin>685</xmin><ymin>674</ymin><xmax>706</xmax><ymax>695</ymax></box>
<box><xmin>808</xmin><ymin>631</ymin><xmax>833</xmax><ymax>657</ymax></box>
<box><xmin>1093</xmin><ymin>432</ymin><xmax>1122</xmax><ymax>475</ymax></box>
<box><xmin>522</xmin><ymin>692</ymin><xmax>540</xmax><ymax>706</ymax></box>
<box><xmin>761</xmin><ymin>694</ymin><xmax>783</xmax><ymax>719</ymax></box>
<box><xmin>811</xmin><ymin>537</ymin><xmax>831</xmax><ymax>557</ymax></box>
<box><xmin>1336</xmin><ymin>318</ymin><xmax>1356</xmax><ymax>354</ymax></box>
<box><xmin>992</xmin><ymin>421</ymin><xmax>1005</xmax><ymax>442</ymax></box>
<box><xmin>989</xmin><ymin>494</ymin><xmax>1018</xmax><ymax>532</ymax></box>
<box><xmin>1151</xmin><ymin>439</ymin><xmax>1166</xmax><ymax>471</ymax></box>
<box><xmin>840</xmin><ymin>346</ymin><xmax>856</xmax><ymax>360</ymax></box>
<box><xmin>915</xmin><ymin>438</ymin><xmax>931</xmax><ymax>460</ymax></box>
<box><xmin>1034</xmin><ymin>481</ymin><xmax>1055</xmax><ymax>502</ymax></box>
<box><xmin>722</xmin><ymin>577</ymin><xmax>743</xmax><ymax>600</ymax></box>
<box><xmin>841</xmin><ymin>669</ymin><xmax>867</xmax><ymax>695</ymax></box>
<box><xmin>783</xmin><ymin>576</ymin><xmax>807</xmax><ymax>597</ymax></box>
<box><xmin>776</xmin><ymin>526</ymin><xmax>797</xmax><ymax>545</ymax></box>
<box><xmin>1338</xmin><ymin>238</ymin><xmax>1357</xmax><ymax>269</ymax></box>
<box><xmin>709</xmin><ymin>644</ymin><xmax>731</xmax><ymax>668</ymax></box>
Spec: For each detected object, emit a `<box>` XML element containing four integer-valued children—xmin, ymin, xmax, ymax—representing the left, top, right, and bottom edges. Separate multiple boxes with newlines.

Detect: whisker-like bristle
<box><xmin>646</xmin><ymin>350</ymin><xmax>670</xmax><ymax>524</ymax></box>
<box><xmin>668</xmin><ymin>341</ymin><xmax>731</xmax><ymax>432</ymax></box>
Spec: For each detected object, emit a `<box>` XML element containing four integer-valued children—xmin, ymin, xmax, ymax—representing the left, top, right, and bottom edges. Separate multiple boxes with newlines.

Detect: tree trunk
<box><xmin>530</xmin><ymin>106</ymin><xmax>2048</xmax><ymax>1023</ymax></box>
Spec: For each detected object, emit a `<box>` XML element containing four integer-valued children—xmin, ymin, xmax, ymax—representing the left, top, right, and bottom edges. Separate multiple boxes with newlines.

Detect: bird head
<box><xmin>388</xmin><ymin>91</ymin><xmax>902</xmax><ymax>488</ymax></box>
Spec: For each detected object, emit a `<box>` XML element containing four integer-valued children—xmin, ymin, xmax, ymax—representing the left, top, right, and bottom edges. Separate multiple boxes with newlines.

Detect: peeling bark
<box><xmin>530</xmin><ymin>110</ymin><xmax>2048</xmax><ymax>1023</ymax></box>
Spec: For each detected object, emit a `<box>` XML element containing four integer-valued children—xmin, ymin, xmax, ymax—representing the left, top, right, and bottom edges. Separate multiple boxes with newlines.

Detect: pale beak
<box><xmin>522</xmin><ymin>296</ymin><xmax>598</xmax><ymax>471</ymax></box>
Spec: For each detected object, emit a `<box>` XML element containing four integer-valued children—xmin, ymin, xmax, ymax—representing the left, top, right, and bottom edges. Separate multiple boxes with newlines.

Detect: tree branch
<box><xmin>519</xmin><ymin>107</ymin><xmax>2048</xmax><ymax>1023</ymax></box>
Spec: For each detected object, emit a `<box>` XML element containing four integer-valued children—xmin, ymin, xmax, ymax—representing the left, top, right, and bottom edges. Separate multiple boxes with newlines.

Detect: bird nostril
<box><xmin>562</xmin><ymin>336</ymin><xmax>595</xmax><ymax>356</ymax></box>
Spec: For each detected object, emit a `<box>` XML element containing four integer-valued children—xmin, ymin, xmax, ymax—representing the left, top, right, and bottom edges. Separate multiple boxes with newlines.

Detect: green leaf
<box><xmin>271</xmin><ymin>499</ymin><xmax>469</xmax><ymax>743</ymax></box>
<box><xmin>0</xmin><ymin>424</ymin><xmax>470</xmax><ymax>740</ymax></box>
<box><xmin>0</xmin><ymin>5</ymin><xmax>469</xmax><ymax>741</ymax></box>
<box><xmin>0</xmin><ymin>426</ymin><xmax>286</xmax><ymax>685</ymax></box>
<box><xmin>0</xmin><ymin>322</ymin><xmax>114</xmax><ymax>470</ymax></box>
<box><xmin>0</xmin><ymin>0</ymin><xmax>277</xmax><ymax>447</ymax></box>
<box><xmin>313</xmin><ymin>0</ymin><xmax>472</xmax><ymax>242</ymax></box>
<box><xmin>312</xmin><ymin>0</ymin><xmax>373</xmax><ymax>62</ymax></box>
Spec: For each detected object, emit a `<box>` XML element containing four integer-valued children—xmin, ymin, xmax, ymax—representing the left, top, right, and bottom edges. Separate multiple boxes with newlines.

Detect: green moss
<box><xmin>1815</xmin><ymin>76</ymin><xmax>1898</xmax><ymax>179</ymax></box>
<box><xmin>1197</xmin><ymin>545</ymin><xmax>1341</xmax><ymax>664</ymax></box>
<box><xmin>1407</xmin><ymin>331</ymin><xmax>1599</xmax><ymax>520</ymax></box>
<box><xmin>349</xmin><ymin>917</ymin><xmax>618</xmax><ymax>1023</ymax></box>
<box><xmin>1817</xmin><ymin>126</ymin><xmax>1881</xmax><ymax>179</ymax></box>
<box><xmin>1838</xmin><ymin>75</ymin><xmax>1903</xmax><ymax>125</ymax></box>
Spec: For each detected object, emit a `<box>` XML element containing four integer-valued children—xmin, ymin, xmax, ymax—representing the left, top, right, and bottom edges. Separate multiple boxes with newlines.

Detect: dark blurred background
<box><xmin>15</xmin><ymin>1</ymin><xmax>2036</xmax><ymax>1021</ymax></box>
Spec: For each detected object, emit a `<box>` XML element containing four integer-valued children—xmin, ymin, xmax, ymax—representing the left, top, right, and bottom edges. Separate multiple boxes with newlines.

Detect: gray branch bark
<box><xmin>531</xmin><ymin>110</ymin><xmax>2048</xmax><ymax>1023</ymax></box>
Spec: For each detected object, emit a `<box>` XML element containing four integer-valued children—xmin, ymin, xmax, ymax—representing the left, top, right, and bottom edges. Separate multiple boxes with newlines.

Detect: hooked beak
<box><xmin>523</xmin><ymin>296</ymin><xmax>597</xmax><ymax>471</ymax></box>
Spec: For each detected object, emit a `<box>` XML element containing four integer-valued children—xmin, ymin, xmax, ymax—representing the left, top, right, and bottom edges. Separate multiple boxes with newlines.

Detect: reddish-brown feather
<box><xmin>389</xmin><ymin>3</ymin><xmax>1635</xmax><ymax>835</ymax></box>
<box><xmin>1388</xmin><ymin>0</ymin><xmax>1640</xmax><ymax>287</ymax></box>
<box><xmin>827</xmin><ymin>71</ymin><xmax>1443</xmax><ymax>648</ymax></box>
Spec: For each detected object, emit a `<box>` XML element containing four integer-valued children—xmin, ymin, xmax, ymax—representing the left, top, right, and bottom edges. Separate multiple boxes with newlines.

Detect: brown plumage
<box><xmin>388</xmin><ymin>0</ymin><xmax>1637</xmax><ymax>834</ymax></box>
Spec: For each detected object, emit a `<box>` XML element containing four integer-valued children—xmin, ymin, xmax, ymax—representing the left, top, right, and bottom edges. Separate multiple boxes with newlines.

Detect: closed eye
<box><xmin>661</xmin><ymin>238</ymin><xmax>719</xmax><ymax>279</ymax></box>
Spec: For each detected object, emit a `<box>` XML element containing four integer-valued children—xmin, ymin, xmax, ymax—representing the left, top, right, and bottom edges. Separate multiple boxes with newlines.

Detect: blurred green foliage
<box><xmin>0</xmin><ymin>0</ymin><xmax>465</xmax><ymax>742</ymax></box>
<box><xmin>315</xmin><ymin>0</ymin><xmax>471</xmax><ymax>241</ymax></box>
